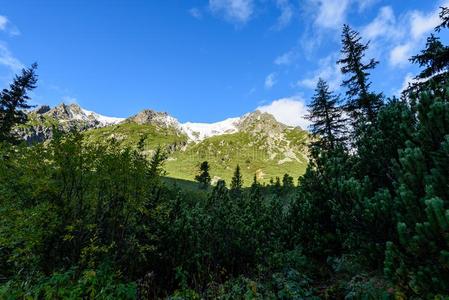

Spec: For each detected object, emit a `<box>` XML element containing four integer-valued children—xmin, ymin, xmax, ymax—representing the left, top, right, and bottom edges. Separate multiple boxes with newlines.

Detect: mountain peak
<box><xmin>126</xmin><ymin>109</ymin><xmax>180</xmax><ymax>129</ymax></box>
<box><xmin>237</xmin><ymin>110</ymin><xmax>287</xmax><ymax>135</ymax></box>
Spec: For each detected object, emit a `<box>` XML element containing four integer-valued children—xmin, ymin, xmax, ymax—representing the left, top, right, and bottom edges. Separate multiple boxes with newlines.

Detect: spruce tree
<box><xmin>195</xmin><ymin>161</ymin><xmax>211</xmax><ymax>189</ymax></box>
<box><xmin>436</xmin><ymin>6</ymin><xmax>449</xmax><ymax>32</ymax></box>
<box><xmin>410</xmin><ymin>34</ymin><xmax>449</xmax><ymax>81</ymax></box>
<box><xmin>230</xmin><ymin>164</ymin><xmax>243</xmax><ymax>194</ymax></box>
<box><xmin>0</xmin><ymin>63</ymin><xmax>38</xmax><ymax>142</ymax></box>
<box><xmin>282</xmin><ymin>173</ymin><xmax>294</xmax><ymax>189</ymax></box>
<box><xmin>306</xmin><ymin>78</ymin><xmax>346</xmax><ymax>151</ymax></box>
<box><xmin>406</xmin><ymin>7</ymin><xmax>449</xmax><ymax>94</ymax></box>
<box><xmin>337</xmin><ymin>25</ymin><xmax>382</xmax><ymax>123</ymax></box>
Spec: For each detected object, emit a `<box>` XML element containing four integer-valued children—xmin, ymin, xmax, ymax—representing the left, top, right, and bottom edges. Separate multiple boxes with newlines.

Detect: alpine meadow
<box><xmin>2</xmin><ymin>1</ymin><xmax>449</xmax><ymax>299</ymax></box>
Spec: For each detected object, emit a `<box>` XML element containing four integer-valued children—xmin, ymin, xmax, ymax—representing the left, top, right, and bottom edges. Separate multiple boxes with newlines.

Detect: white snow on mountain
<box><xmin>81</xmin><ymin>108</ymin><xmax>125</xmax><ymax>125</ymax></box>
<box><xmin>180</xmin><ymin>117</ymin><xmax>240</xmax><ymax>142</ymax></box>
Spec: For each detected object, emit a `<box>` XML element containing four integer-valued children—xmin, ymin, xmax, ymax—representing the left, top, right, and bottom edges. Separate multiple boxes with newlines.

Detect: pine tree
<box><xmin>148</xmin><ymin>146</ymin><xmax>167</xmax><ymax>177</ymax></box>
<box><xmin>306</xmin><ymin>78</ymin><xmax>346</xmax><ymax>151</ymax></box>
<box><xmin>230</xmin><ymin>164</ymin><xmax>243</xmax><ymax>194</ymax></box>
<box><xmin>384</xmin><ymin>82</ymin><xmax>449</xmax><ymax>297</ymax></box>
<box><xmin>282</xmin><ymin>173</ymin><xmax>294</xmax><ymax>190</ymax></box>
<box><xmin>337</xmin><ymin>25</ymin><xmax>382</xmax><ymax>124</ymax></box>
<box><xmin>0</xmin><ymin>63</ymin><xmax>38</xmax><ymax>142</ymax></box>
<box><xmin>195</xmin><ymin>161</ymin><xmax>211</xmax><ymax>189</ymax></box>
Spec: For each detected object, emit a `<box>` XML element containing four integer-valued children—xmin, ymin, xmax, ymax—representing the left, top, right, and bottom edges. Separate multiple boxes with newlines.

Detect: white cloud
<box><xmin>409</xmin><ymin>8</ymin><xmax>441</xmax><ymax>40</ymax></box>
<box><xmin>0</xmin><ymin>16</ymin><xmax>7</xmax><ymax>31</ymax></box>
<box><xmin>313</xmin><ymin>0</ymin><xmax>350</xmax><ymax>29</ymax></box>
<box><xmin>395</xmin><ymin>73</ymin><xmax>414</xmax><ymax>96</ymax></box>
<box><xmin>257</xmin><ymin>97</ymin><xmax>311</xmax><ymax>129</ymax></box>
<box><xmin>0</xmin><ymin>15</ymin><xmax>20</xmax><ymax>36</ymax></box>
<box><xmin>265</xmin><ymin>72</ymin><xmax>277</xmax><ymax>89</ymax></box>
<box><xmin>389</xmin><ymin>43</ymin><xmax>412</xmax><ymax>67</ymax></box>
<box><xmin>189</xmin><ymin>8</ymin><xmax>203</xmax><ymax>19</ymax></box>
<box><xmin>356</xmin><ymin>0</ymin><xmax>379</xmax><ymax>12</ymax></box>
<box><xmin>274</xmin><ymin>50</ymin><xmax>296</xmax><ymax>65</ymax></box>
<box><xmin>0</xmin><ymin>43</ymin><xmax>23</xmax><ymax>72</ymax></box>
<box><xmin>209</xmin><ymin>0</ymin><xmax>254</xmax><ymax>24</ymax></box>
<box><xmin>273</xmin><ymin>0</ymin><xmax>294</xmax><ymax>30</ymax></box>
<box><xmin>382</xmin><ymin>1</ymin><xmax>449</xmax><ymax>67</ymax></box>
<box><xmin>362</xmin><ymin>6</ymin><xmax>399</xmax><ymax>41</ymax></box>
<box><xmin>297</xmin><ymin>54</ymin><xmax>342</xmax><ymax>90</ymax></box>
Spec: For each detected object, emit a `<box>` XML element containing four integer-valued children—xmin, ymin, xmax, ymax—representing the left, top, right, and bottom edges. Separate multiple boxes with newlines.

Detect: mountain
<box><xmin>15</xmin><ymin>103</ymin><xmax>124</xmax><ymax>143</ymax></box>
<box><xmin>16</xmin><ymin>103</ymin><xmax>309</xmax><ymax>185</ymax></box>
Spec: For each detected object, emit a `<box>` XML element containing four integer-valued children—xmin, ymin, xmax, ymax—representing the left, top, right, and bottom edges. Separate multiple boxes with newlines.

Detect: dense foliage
<box><xmin>1</xmin><ymin>9</ymin><xmax>449</xmax><ymax>299</ymax></box>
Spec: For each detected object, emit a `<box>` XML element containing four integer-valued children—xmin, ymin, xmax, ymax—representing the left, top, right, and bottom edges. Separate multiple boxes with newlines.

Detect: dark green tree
<box><xmin>337</xmin><ymin>25</ymin><xmax>382</xmax><ymax>124</ymax></box>
<box><xmin>0</xmin><ymin>63</ymin><xmax>38</xmax><ymax>142</ymax></box>
<box><xmin>410</xmin><ymin>34</ymin><xmax>449</xmax><ymax>81</ymax></box>
<box><xmin>195</xmin><ymin>161</ymin><xmax>211</xmax><ymax>189</ymax></box>
<box><xmin>405</xmin><ymin>7</ymin><xmax>449</xmax><ymax>94</ymax></box>
<box><xmin>230</xmin><ymin>164</ymin><xmax>243</xmax><ymax>194</ymax></box>
<box><xmin>306</xmin><ymin>78</ymin><xmax>346</xmax><ymax>151</ymax></box>
<box><xmin>436</xmin><ymin>6</ymin><xmax>449</xmax><ymax>32</ymax></box>
<box><xmin>282</xmin><ymin>173</ymin><xmax>294</xmax><ymax>189</ymax></box>
<box><xmin>385</xmin><ymin>82</ymin><xmax>449</xmax><ymax>297</ymax></box>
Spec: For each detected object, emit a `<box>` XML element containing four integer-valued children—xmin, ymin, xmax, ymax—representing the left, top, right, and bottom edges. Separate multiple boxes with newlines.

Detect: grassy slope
<box><xmin>80</xmin><ymin>122</ymin><xmax>308</xmax><ymax>186</ymax></box>
<box><xmin>16</xmin><ymin>113</ymin><xmax>59</xmax><ymax>129</ymax></box>
<box><xmin>83</xmin><ymin>122</ymin><xmax>188</xmax><ymax>152</ymax></box>
<box><xmin>165</xmin><ymin>130</ymin><xmax>308</xmax><ymax>185</ymax></box>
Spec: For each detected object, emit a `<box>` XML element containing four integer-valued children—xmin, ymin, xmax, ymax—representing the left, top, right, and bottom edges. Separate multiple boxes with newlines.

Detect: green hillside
<box><xmin>81</xmin><ymin>121</ymin><xmax>309</xmax><ymax>186</ymax></box>
<box><xmin>83</xmin><ymin>122</ymin><xmax>188</xmax><ymax>153</ymax></box>
<box><xmin>165</xmin><ymin>130</ymin><xmax>308</xmax><ymax>185</ymax></box>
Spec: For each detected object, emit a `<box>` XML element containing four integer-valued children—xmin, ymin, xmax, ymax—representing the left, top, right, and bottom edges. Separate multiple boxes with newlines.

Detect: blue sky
<box><xmin>0</xmin><ymin>0</ymin><xmax>448</xmax><ymax>127</ymax></box>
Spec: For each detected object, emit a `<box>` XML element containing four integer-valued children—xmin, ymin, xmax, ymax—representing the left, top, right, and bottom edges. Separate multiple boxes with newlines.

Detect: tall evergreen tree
<box><xmin>230</xmin><ymin>164</ymin><xmax>243</xmax><ymax>193</ymax></box>
<box><xmin>195</xmin><ymin>161</ymin><xmax>211</xmax><ymax>189</ymax></box>
<box><xmin>337</xmin><ymin>25</ymin><xmax>382</xmax><ymax>123</ymax></box>
<box><xmin>282</xmin><ymin>173</ymin><xmax>294</xmax><ymax>189</ymax></box>
<box><xmin>306</xmin><ymin>78</ymin><xmax>346</xmax><ymax>151</ymax></box>
<box><xmin>0</xmin><ymin>63</ymin><xmax>38</xmax><ymax>142</ymax></box>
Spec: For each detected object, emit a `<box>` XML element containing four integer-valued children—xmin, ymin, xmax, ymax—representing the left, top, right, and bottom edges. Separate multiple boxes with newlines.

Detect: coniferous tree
<box><xmin>436</xmin><ymin>6</ymin><xmax>449</xmax><ymax>32</ymax></box>
<box><xmin>282</xmin><ymin>173</ymin><xmax>294</xmax><ymax>188</ymax></box>
<box><xmin>0</xmin><ymin>63</ymin><xmax>38</xmax><ymax>142</ymax></box>
<box><xmin>195</xmin><ymin>161</ymin><xmax>211</xmax><ymax>189</ymax></box>
<box><xmin>337</xmin><ymin>25</ymin><xmax>382</xmax><ymax>124</ymax></box>
<box><xmin>230</xmin><ymin>164</ymin><xmax>243</xmax><ymax>194</ymax></box>
<box><xmin>148</xmin><ymin>146</ymin><xmax>167</xmax><ymax>177</ymax></box>
<box><xmin>385</xmin><ymin>82</ymin><xmax>449</xmax><ymax>297</ymax></box>
<box><xmin>409</xmin><ymin>34</ymin><xmax>449</xmax><ymax>83</ymax></box>
<box><xmin>306</xmin><ymin>78</ymin><xmax>346</xmax><ymax>151</ymax></box>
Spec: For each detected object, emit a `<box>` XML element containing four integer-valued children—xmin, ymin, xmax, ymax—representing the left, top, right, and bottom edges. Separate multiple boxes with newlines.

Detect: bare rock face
<box><xmin>237</xmin><ymin>110</ymin><xmax>287</xmax><ymax>136</ymax></box>
<box><xmin>46</xmin><ymin>103</ymin><xmax>99</xmax><ymax>127</ymax></box>
<box><xmin>34</xmin><ymin>105</ymin><xmax>51</xmax><ymax>114</ymax></box>
<box><xmin>126</xmin><ymin>109</ymin><xmax>180</xmax><ymax>129</ymax></box>
<box><xmin>14</xmin><ymin>103</ymin><xmax>103</xmax><ymax>144</ymax></box>
<box><xmin>17</xmin><ymin>125</ymin><xmax>54</xmax><ymax>144</ymax></box>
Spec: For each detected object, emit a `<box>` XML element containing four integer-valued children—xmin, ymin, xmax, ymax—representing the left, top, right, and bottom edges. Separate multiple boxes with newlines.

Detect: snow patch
<box><xmin>180</xmin><ymin>117</ymin><xmax>240</xmax><ymax>142</ymax></box>
<box><xmin>81</xmin><ymin>108</ymin><xmax>125</xmax><ymax>125</ymax></box>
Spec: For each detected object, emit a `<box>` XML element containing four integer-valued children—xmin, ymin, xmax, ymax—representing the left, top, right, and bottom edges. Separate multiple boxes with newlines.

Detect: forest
<box><xmin>1</xmin><ymin>6</ymin><xmax>449</xmax><ymax>300</ymax></box>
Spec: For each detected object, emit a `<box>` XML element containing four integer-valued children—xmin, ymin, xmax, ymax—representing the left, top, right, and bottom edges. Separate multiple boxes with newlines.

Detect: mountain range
<box><xmin>15</xmin><ymin>103</ymin><xmax>309</xmax><ymax>185</ymax></box>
